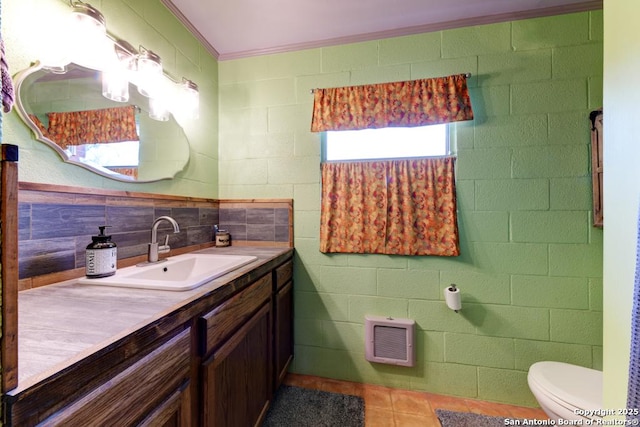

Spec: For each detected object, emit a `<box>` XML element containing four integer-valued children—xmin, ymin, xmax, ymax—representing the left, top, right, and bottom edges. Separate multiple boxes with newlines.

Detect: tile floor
<box><xmin>283</xmin><ymin>373</ymin><xmax>549</xmax><ymax>427</ymax></box>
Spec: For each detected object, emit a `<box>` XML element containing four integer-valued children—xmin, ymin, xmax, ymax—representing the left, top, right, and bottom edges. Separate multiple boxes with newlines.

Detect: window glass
<box><xmin>325</xmin><ymin>124</ymin><xmax>448</xmax><ymax>161</ymax></box>
<box><xmin>67</xmin><ymin>140</ymin><xmax>140</xmax><ymax>167</ymax></box>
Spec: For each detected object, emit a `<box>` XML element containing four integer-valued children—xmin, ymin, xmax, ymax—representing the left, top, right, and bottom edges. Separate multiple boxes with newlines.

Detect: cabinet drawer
<box><xmin>275</xmin><ymin>259</ymin><xmax>292</xmax><ymax>290</ymax></box>
<box><xmin>40</xmin><ymin>327</ymin><xmax>192</xmax><ymax>427</ymax></box>
<box><xmin>200</xmin><ymin>274</ymin><xmax>272</xmax><ymax>355</ymax></box>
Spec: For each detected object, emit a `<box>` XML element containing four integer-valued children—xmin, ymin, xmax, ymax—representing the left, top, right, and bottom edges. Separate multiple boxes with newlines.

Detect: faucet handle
<box><xmin>158</xmin><ymin>234</ymin><xmax>171</xmax><ymax>254</ymax></box>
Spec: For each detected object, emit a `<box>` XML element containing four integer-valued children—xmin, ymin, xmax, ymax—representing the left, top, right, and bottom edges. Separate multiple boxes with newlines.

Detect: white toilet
<box><xmin>528</xmin><ymin>361</ymin><xmax>603</xmax><ymax>422</ymax></box>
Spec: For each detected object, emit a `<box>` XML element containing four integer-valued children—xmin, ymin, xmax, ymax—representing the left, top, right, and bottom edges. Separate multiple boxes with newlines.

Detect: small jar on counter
<box><xmin>214</xmin><ymin>225</ymin><xmax>231</xmax><ymax>247</ymax></box>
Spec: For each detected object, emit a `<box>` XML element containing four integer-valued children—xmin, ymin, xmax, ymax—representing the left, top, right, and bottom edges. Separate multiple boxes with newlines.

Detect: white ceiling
<box><xmin>162</xmin><ymin>0</ymin><xmax>601</xmax><ymax>61</ymax></box>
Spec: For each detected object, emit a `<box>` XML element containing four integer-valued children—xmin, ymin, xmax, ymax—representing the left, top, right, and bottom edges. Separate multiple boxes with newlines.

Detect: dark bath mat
<box><xmin>436</xmin><ymin>408</ymin><xmax>525</xmax><ymax>427</ymax></box>
<box><xmin>262</xmin><ymin>385</ymin><xmax>365</xmax><ymax>427</ymax></box>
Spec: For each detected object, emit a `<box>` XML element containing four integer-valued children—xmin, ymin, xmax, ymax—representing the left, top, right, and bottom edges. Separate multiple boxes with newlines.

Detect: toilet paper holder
<box><xmin>444</xmin><ymin>284</ymin><xmax>462</xmax><ymax>313</ymax></box>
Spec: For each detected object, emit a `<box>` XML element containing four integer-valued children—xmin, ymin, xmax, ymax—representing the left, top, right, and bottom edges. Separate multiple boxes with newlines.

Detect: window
<box><xmin>314</xmin><ymin>76</ymin><xmax>469</xmax><ymax>256</ymax></box>
<box><xmin>320</xmin><ymin>123</ymin><xmax>459</xmax><ymax>256</ymax></box>
<box><xmin>67</xmin><ymin>140</ymin><xmax>140</xmax><ymax>168</ymax></box>
<box><xmin>325</xmin><ymin>124</ymin><xmax>448</xmax><ymax>161</ymax></box>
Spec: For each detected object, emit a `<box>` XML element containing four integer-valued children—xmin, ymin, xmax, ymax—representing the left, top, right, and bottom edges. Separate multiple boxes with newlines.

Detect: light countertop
<box><xmin>10</xmin><ymin>246</ymin><xmax>293</xmax><ymax>396</ymax></box>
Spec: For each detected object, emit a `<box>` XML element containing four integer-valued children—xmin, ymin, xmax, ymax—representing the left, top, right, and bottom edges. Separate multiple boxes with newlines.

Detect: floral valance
<box><xmin>47</xmin><ymin>105</ymin><xmax>139</xmax><ymax>149</ymax></box>
<box><xmin>311</xmin><ymin>74</ymin><xmax>474</xmax><ymax>132</ymax></box>
<box><xmin>108</xmin><ymin>167</ymin><xmax>138</xmax><ymax>179</ymax></box>
<box><xmin>320</xmin><ymin>157</ymin><xmax>459</xmax><ymax>256</ymax></box>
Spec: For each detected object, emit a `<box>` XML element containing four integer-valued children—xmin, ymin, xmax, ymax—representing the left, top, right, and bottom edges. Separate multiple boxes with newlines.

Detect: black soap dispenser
<box><xmin>85</xmin><ymin>226</ymin><xmax>117</xmax><ymax>278</ymax></box>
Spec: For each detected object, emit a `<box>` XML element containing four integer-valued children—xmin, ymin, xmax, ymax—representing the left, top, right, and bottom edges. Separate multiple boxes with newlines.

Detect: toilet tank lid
<box><xmin>529</xmin><ymin>361</ymin><xmax>602</xmax><ymax>412</ymax></box>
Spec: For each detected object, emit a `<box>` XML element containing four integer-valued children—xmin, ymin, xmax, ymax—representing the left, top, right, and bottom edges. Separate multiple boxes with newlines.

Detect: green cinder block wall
<box><xmin>219</xmin><ymin>11</ymin><xmax>604</xmax><ymax>406</ymax></box>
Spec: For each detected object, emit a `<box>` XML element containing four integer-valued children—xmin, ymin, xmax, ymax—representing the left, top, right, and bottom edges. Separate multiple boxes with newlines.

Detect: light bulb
<box><xmin>68</xmin><ymin>1</ymin><xmax>111</xmax><ymax>70</ymax></box>
<box><xmin>102</xmin><ymin>69</ymin><xmax>129</xmax><ymax>102</ymax></box>
<box><xmin>136</xmin><ymin>47</ymin><xmax>163</xmax><ymax>97</ymax></box>
<box><xmin>181</xmin><ymin>79</ymin><xmax>199</xmax><ymax>120</ymax></box>
<box><xmin>102</xmin><ymin>49</ymin><xmax>135</xmax><ymax>102</ymax></box>
<box><xmin>148</xmin><ymin>97</ymin><xmax>170</xmax><ymax>122</ymax></box>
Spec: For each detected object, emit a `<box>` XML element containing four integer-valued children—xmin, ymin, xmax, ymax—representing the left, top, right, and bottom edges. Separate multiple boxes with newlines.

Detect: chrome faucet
<box><xmin>147</xmin><ymin>216</ymin><xmax>180</xmax><ymax>264</ymax></box>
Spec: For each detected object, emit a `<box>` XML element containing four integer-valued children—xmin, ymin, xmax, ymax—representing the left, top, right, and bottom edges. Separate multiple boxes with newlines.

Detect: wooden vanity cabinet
<box><xmin>199</xmin><ymin>273</ymin><xmax>273</xmax><ymax>427</ymax></box>
<box><xmin>274</xmin><ymin>259</ymin><xmax>293</xmax><ymax>388</ymax></box>
<box><xmin>4</xmin><ymin>251</ymin><xmax>294</xmax><ymax>427</ymax></box>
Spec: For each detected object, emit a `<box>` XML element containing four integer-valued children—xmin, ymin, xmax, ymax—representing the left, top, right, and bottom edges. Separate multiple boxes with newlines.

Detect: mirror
<box><xmin>13</xmin><ymin>61</ymin><xmax>190</xmax><ymax>182</ymax></box>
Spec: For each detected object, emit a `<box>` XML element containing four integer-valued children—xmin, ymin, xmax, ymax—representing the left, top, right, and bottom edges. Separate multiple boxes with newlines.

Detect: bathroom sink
<box><xmin>77</xmin><ymin>253</ymin><xmax>258</xmax><ymax>291</ymax></box>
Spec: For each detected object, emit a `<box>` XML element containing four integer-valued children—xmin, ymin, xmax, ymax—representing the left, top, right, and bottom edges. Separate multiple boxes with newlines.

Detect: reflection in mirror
<box><xmin>13</xmin><ymin>61</ymin><xmax>191</xmax><ymax>182</ymax></box>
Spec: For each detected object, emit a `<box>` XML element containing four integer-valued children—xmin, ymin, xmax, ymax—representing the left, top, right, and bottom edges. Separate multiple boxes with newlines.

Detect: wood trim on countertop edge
<box><xmin>2</xmin><ymin>144</ymin><xmax>20</xmax><ymax>392</ymax></box>
<box><xmin>19</xmin><ymin>182</ymin><xmax>295</xmax><ymax>206</ymax></box>
<box><xmin>19</xmin><ymin>182</ymin><xmax>217</xmax><ymax>204</ymax></box>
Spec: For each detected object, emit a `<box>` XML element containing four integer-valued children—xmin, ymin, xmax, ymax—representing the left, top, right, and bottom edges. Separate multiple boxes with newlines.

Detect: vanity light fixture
<box><xmin>66</xmin><ymin>1</ymin><xmax>200</xmax><ymax>121</ymax></box>
<box><xmin>102</xmin><ymin>42</ymin><xmax>137</xmax><ymax>102</ymax></box>
<box><xmin>102</xmin><ymin>69</ymin><xmax>130</xmax><ymax>102</ymax></box>
<box><xmin>136</xmin><ymin>46</ymin><xmax>163</xmax><ymax>98</ymax></box>
<box><xmin>148</xmin><ymin>97</ymin><xmax>170</xmax><ymax>122</ymax></box>
<box><xmin>69</xmin><ymin>0</ymin><xmax>112</xmax><ymax>71</ymax></box>
<box><xmin>180</xmin><ymin>78</ymin><xmax>200</xmax><ymax>121</ymax></box>
<box><xmin>70</xmin><ymin>1</ymin><xmax>106</xmax><ymax>36</ymax></box>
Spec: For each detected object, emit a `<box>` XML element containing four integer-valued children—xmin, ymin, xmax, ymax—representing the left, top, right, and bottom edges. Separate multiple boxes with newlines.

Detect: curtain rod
<box><xmin>310</xmin><ymin>73</ymin><xmax>472</xmax><ymax>94</ymax></box>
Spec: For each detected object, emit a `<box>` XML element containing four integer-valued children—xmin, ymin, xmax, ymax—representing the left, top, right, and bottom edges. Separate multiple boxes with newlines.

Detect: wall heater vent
<box><xmin>365</xmin><ymin>315</ymin><xmax>415</xmax><ymax>367</ymax></box>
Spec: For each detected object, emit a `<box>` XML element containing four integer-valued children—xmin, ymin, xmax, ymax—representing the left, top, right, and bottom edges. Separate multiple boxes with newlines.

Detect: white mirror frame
<box><xmin>13</xmin><ymin>61</ymin><xmax>191</xmax><ymax>183</ymax></box>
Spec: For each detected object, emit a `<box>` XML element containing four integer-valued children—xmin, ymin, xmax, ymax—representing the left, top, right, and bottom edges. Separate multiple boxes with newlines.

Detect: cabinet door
<box><xmin>274</xmin><ymin>280</ymin><xmax>293</xmax><ymax>387</ymax></box>
<box><xmin>202</xmin><ymin>303</ymin><xmax>272</xmax><ymax>427</ymax></box>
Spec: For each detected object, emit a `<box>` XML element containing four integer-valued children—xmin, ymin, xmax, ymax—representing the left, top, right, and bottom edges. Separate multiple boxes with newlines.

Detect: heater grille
<box><xmin>373</xmin><ymin>325</ymin><xmax>407</xmax><ymax>360</ymax></box>
<box><xmin>365</xmin><ymin>316</ymin><xmax>415</xmax><ymax>367</ymax></box>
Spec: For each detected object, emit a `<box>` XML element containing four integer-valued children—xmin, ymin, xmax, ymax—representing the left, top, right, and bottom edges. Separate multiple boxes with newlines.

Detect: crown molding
<box><xmin>163</xmin><ymin>0</ymin><xmax>602</xmax><ymax>62</ymax></box>
<box><xmin>161</xmin><ymin>0</ymin><xmax>220</xmax><ymax>59</ymax></box>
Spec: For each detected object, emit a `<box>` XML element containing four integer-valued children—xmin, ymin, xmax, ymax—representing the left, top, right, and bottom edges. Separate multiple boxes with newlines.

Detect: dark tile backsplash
<box><xmin>20</xmin><ymin>237</ymin><xmax>76</xmax><ymax>278</ymax></box>
<box><xmin>18</xmin><ymin>203</ymin><xmax>218</xmax><ymax>279</ymax></box>
<box><xmin>18</xmin><ymin>191</ymin><xmax>292</xmax><ymax>282</ymax></box>
<box><xmin>18</xmin><ymin>203</ymin><xmax>31</xmax><ymax>241</ymax></box>
<box><xmin>247</xmin><ymin>208</ymin><xmax>274</xmax><ymax>224</ymax></box>
<box><xmin>106</xmin><ymin>206</ymin><xmax>155</xmax><ymax>233</ymax></box>
<box><xmin>220</xmin><ymin>207</ymin><xmax>290</xmax><ymax>243</ymax></box>
<box><xmin>31</xmin><ymin>204</ymin><xmax>107</xmax><ymax>239</ymax></box>
<box><xmin>220</xmin><ymin>208</ymin><xmax>246</xmax><ymax>223</ymax></box>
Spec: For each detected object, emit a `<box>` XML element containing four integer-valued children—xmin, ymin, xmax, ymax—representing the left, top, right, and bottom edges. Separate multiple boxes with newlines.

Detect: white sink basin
<box><xmin>77</xmin><ymin>253</ymin><xmax>258</xmax><ymax>291</ymax></box>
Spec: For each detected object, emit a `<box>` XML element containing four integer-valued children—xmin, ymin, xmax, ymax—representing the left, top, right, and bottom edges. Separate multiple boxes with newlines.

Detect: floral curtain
<box><xmin>311</xmin><ymin>74</ymin><xmax>473</xmax><ymax>132</ymax></box>
<box><xmin>28</xmin><ymin>113</ymin><xmax>49</xmax><ymax>136</ymax></box>
<box><xmin>108</xmin><ymin>167</ymin><xmax>138</xmax><ymax>179</ymax></box>
<box><xmin>320</xmin><ymin>157</ymin><xmax>459</xmax><ymax>256</ymax></box>
<box><xmin>47</xmin><ymin>105</ymin><xmax>139</xmax><ymax>149</ymax></box>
